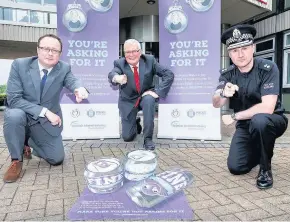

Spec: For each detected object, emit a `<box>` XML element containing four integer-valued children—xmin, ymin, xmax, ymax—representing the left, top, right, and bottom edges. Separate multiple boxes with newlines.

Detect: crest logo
<box><xmin>233</xmin><ymin>28</ymin><xmax>242</xmax><ymax>39</ymax></box>
<box><xmin>171</xmin><ymin>109</ymin><xmax>180</xmax><ymax>118</ymax></box>
<box><xmin>71</xmin><ymin>109</ymin><xmax>80</xmax><ymax>118</ymax></box>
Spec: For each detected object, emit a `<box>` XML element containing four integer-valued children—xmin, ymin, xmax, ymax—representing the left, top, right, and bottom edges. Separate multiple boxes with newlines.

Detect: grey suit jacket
<box><xmin>108</xmin><ymin>54</ymin><xmax>174</xmax><ymax>119</ymax></box>
<box><xmin>6</xmin><ymin>56</ymin><xmax>81</xmax><ymax>136</ymax></box>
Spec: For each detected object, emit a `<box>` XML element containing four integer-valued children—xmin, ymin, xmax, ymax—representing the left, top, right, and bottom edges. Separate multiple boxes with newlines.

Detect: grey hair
<box><xmin>124</xmin><ymin>39</ymin><xmax>141</xmax><ymax>50</ymax></box>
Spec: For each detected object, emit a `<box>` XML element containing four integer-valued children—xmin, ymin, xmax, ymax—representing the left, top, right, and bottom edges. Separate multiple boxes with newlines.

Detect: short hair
<box><xmin>124</xmin><ymin>39</ymin><xmax>141</xmax><ymax>50</ymax></box>
<box><xmin>37</xmin><ymin>34</ymin><xmax>63</xmax><ymax>52</ymax></box>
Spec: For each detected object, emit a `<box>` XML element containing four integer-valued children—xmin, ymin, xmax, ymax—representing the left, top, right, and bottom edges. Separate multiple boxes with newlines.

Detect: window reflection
<box><xmin>286</xmin><ymin>35</ymin><xmax>290</xmax><ymax>47</ymax></box>
<box><xmin>17</xmin><ymin>9</ymin><xmax>29</xmax><ymax>22</ymax></box>
<box><xmin>44</xmin><ymin>0</ymin><xmax>56</xmax><ymax>5</ymax></box>
<box><xmin>286</xmin><ymin>53</ymin><xmax>290</xmax><ymax>84</ymax></box>
<box><xmin>285</xmin><ymin>0</ymin><xmax>290</xmax><ymax>9</ymax></box>
<box><xmin>30</xmin><ymin>11</ymin><xmax>48</xmax><ymax>24</ymax></box>
<box><xmin>49</xmin><ymin>13</ymin><xmax>56</xmax><ymax>24</ymax></box>
<box><xmin>16</xmin><ymin>0</ymin><xmax>41</xmax><ymax>4</ymax></box>
<box><xmin>0</xmin><ymin>8</ymin><xmax>3</xmax><ymax>20</ymax></box>
<box><xmin>0</xmin><ymin>7</ymin><xmax>56</xmax><ymax>25</ymax></box>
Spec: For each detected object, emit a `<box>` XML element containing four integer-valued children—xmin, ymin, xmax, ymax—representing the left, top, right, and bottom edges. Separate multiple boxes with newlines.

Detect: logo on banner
<box><xmin>87</xmin><ymin>109</ymin><xmax>96</xmax><ymax>118</ymax></box>
<box><xmin>187</xmin><ymin>109</ymin><xmax>207</xmax><ymax>118</ymax></box>
<box><xmin>187</xmin><ymin>109</ymin><xmax>195</xmax><ymax>118</ymax></box>
<box><xmin>63</xmin><ymin>4</ymin><xmax>87</xmax><ymax>32</ymax></box>
<box><xmin>71</xmin><ymin>109</ymin><xmax>80</xmax><ymax>118</ymax></box>
<box><xmin>186</xmin><ymin>0</ymin><xmax>215</xmax><ymax>12</ymax></box>
<box><xmin>171</xmin><ymin>109</ymin><xmax>180</xmax><ymax>118</ymax></box>
<box><xmin>164</xmin><ymin>1</ymin><xmax>188</xmax><ymax>34</ymax></box>
<box><xmin>86</xmin><ymin>0</ymin><xmax>114</xmax><ymax>12</ymax></box>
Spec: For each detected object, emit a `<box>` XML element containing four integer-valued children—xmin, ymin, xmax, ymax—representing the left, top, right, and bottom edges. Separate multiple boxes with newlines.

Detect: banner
<box><xmin>157</xmin><ymin>0</ymin><xmax>221</xmax><ymax>140</ymax></box>
<box><xmin>57</xmin><ymin>0</ymin><xmax>120</xmax><ymax>139</ymax></box>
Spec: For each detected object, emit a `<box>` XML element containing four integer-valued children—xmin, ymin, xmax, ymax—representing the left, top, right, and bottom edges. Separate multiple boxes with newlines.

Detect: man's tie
<box><xmin>133</xmin><ymin>66</ymin><xmax>141</xmax><ymax>107</ymax></box>
<box><xmin>40</xmin><ymin>69</ymin><xmax>48</xmax><ymax>96</ymax></box>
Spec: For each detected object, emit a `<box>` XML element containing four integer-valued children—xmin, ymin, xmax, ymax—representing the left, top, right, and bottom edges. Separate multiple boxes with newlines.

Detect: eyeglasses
<box><xmin>124</xmin><ymin>49</ymin><xmax>140</xmax><ymax>55</ymax></box>
<box><xmin>38</xmin><ymin>46</ymin><xmax>61</xmax><ymax>55</ymax></box>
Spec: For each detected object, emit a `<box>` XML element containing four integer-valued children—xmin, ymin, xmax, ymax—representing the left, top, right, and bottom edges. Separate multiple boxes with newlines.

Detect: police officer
<box><xmin>212</xmin><ymin>24</ymin><xmax>288</xmax><ymax>189</ymax></box>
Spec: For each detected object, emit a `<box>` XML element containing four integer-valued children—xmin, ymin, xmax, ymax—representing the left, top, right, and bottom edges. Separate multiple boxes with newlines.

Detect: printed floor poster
<box><xmin>158</xmin><ymin>0</ymin><xmax>221</xmax><ymax>140</ymax></box>
<box><xmin>68</xmin><ymin>182</ymin><xmax>194</xmax><ymax>221</ymax></box>
<box><xmin>57</xmin><ymin>0</ymin><xmax>120</xmax><ymax>139</ymax></box>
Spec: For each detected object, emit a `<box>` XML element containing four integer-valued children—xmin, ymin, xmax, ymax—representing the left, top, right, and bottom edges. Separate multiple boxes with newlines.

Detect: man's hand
<box><xmin>222</xmin><ymin>82</ymin><xmax>239</xmax><ymax>97</ymax></box>
<box><xmin>45</xmin><ymin>110</ymin><xmax>62</xmax><ymax>127</ymax></box>
<box><xmin>142</xmin><ymin>91</ymin><xmax>159</xmax><ymax>98</ymax></box>
<box><xmin>114</xmin><ymin>74</ymin><xmax>127</xmax><ymax>85</ymax></box>
<box><xmin>222</xmin><ymin>114</ymin><xmax>235</xmax><ymax>126</ymax></box>
<box><xmin>74</xmin><ymin>87</ymin><xmax>89</xmax><ymax>103</ymax></box>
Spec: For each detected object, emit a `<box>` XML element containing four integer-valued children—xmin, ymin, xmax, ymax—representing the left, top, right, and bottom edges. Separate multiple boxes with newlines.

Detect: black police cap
<box><xmin>221</xmin><ymin>24</ymin><xmax>257</xmax><ymax>50</ymax></box>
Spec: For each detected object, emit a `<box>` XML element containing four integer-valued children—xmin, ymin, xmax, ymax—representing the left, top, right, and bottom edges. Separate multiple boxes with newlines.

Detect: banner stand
<box><xmin>56</xmin><ymin>0</ymin><xmax>120</xmax><ymax>140</ymax></box>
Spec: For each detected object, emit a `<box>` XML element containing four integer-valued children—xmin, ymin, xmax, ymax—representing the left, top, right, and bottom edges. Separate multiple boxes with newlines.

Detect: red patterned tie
<box><xmin>133</xmin><ymin>66</ymin><xmax>141</xmax><ymax>107</ymax></box>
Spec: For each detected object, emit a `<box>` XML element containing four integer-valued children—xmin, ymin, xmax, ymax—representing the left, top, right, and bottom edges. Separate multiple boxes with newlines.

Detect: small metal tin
<box><xmin>84</xmin><ymin>157</ymin><xmax>124</xmax><ymax>194</ymax></box>
<box><xmin>124</xmin><ymin>150</ymin><xmax>158</xmax><ymax>181</ymax></box>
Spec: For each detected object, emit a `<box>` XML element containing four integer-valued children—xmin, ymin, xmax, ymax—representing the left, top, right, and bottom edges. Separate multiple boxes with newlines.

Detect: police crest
<box><xmin>62</xmin><ymin>4</ymin><xmax>87</xmax><ymax>32</ymax></box>
<box><xmin>233</xmin><ymin>28</ymin><xmax>242</xmax><ymax>40</ymax></box>
<box><xmin>164</xmin><ymin>0</ymin><xmax>188</xmax><ymax>34</ymax></box>
<box><xmin>86</xmin><ymin>0</ymin><xmax>113</xmax><ymax>12</ymax></box>
<box><xmin>186</xmin><ymin>0</ymin><xmax>215</xmax><ymax>12</ymax></box>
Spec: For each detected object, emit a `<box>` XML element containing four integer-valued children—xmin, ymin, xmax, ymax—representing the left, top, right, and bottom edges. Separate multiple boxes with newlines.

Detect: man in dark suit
<box><xmin>108</xmin><ymin>39</ymin><xmax>174</xmax><ymax>150</ymax></box>
<box><xmin>3</xmin><ymin>34</ymin><xmax>89</xmax><ymax>183</ymax></box>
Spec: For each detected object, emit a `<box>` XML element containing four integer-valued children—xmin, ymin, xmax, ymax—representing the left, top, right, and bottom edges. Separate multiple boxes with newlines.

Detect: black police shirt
<box><xmin>216</xmin><ymin>57</ymin><xmax>284</xmax><ymax>114</ymax></box>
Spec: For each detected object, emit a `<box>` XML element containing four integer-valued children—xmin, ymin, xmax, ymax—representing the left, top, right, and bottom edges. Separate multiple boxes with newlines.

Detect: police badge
<box><xmin>186</xmin><ymin>0</ymin><xmax>214</xmax><ymax>12</ymax></box>
<box><xmin>233</xmin><ymin>28</ymin><xmax>242</xmax><ymax>40</ymax></box>
<box><xmin>164</xmin><ymin>0</ymin><xmax>188</xmax><ymax>34</ymax></box>
<box><xmin>86</xmin><ymin>0</ymin><xmax>113</xmax><ymax>12</ymax></box>
<box><xmin>63</xmin><ymin>2</ymin><xmax>87</xmax><ymax>32</ymax></box>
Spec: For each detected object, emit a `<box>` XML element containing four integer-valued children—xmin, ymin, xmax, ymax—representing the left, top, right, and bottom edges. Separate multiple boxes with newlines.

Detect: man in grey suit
<box><xmin>108</xmin><ymin>39</ymin><xmax>174</xmax><ymax>150</ymax></box>
<box><xmin>3</xmin><ymin>34</ymin><xmax>89</xmax><ymax>183</ymax></box>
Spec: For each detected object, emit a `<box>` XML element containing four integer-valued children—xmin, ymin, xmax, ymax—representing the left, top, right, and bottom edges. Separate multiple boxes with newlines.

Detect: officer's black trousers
<box><xmin>227</xmin><ymin>113</ymin><xmax>288</xmax><ymax>175</ymax></box>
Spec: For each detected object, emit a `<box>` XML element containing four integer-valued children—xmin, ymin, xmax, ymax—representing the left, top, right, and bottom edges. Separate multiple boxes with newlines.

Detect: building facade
<box><xmin>249</xmin><ymin>0</ymin><xmax>290</xmax><ymax>111</ymax></box>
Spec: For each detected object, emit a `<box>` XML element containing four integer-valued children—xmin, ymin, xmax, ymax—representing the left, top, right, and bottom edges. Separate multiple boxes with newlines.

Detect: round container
<box><xmin>124</xmin><ymin>150</ymin><xmax>157</xmax><ymax>181</ymax></box>
<box><xmin>84</xmin><ymin>157</ymin><xmax>124</xmax><ymax>194</ymax></box>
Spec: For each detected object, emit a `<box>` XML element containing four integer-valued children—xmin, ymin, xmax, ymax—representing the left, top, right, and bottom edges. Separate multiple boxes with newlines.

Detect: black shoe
<box><xmin>256</xmin><ymin>168</ymin><xmax>273</xmax><ymax>189</ymax></box>
<box><xmin>136</xmin><ymin>117</ymin><xmax>142</xmax><ymax>134</ymax></box>
<box><xmin>144</xmin><ymin>140</ymin><xmax>155</xmax><ymax>150</ymax></box>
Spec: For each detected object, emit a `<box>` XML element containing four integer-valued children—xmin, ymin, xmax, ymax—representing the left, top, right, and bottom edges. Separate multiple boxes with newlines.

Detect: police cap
<box><xmin>221</xmin><ymin>24</ymin><xmax>256</xmax><ymax>50</ymax></box>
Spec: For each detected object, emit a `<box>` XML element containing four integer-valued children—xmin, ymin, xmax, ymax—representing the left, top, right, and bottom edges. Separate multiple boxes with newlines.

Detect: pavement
<box><xmin>0</xmin><ymin>112</ymin><xmax>290</xmax><ymax>221</ymax></box>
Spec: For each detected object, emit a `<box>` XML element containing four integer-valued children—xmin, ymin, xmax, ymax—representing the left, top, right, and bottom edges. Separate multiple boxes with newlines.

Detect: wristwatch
<box><xmin>231</xmin><ymin>113</ymin><xmax>237</xmax><ymax>121</ymax></box>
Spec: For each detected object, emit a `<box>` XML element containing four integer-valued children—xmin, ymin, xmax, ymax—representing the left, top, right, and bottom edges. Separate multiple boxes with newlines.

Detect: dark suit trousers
<box><xmin>3</xmin><ymin>108</ymin><xmax>64</xmax><ymax>165</ymax></box>
<box><xmin>121</xmin><ymin>95</ymin><xmax>156</xmax><ymax>142</ymax></box>
<box><xmin>227</xmin><ymin>113</ymin><xmax>288</xmax><ymax>175</ymax></box>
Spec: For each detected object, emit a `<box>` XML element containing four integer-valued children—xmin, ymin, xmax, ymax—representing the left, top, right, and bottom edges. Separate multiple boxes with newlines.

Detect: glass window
<box><xmin>44</xmin><ymin>0</ymin><xmax>56</xmax><ymax>5</ymax></box>
<box><xmin>0</xmin><ymin>8</ymin><xmax>3</xmax><ymax>20</ymax></box>
<box><xmin>285</xmin><ymin>0</ymin><xmax>290</xmax><ymax>9</ymax></box>
<box><xmin>30</xmin><ymin>11</ymin><xmax>48</xmax><ymax>24</ymax></box>
<box><xmin>3</xmin><ymin>8</ymin><xmax>15</xmax><ymax>21</ymax></box>
<box><xmin>16</xmin><ymin>0</ymin><xmax>41</xmax><ymax>4</ymax></box>
<box><xmin>255</xmin><ymin>38</ymin><xmax>274</xmax><ymax>54</ymax></box>
<box><xmin>283</xmin><ymin>50</ymin><xmax>290</xmax><ymax>87</ymax></box>
<box><xmin>285</xmin><ymin>34</ymin><xmax>290</xmax><ymax>47</ymax></box>
<box><xmin>17</xmin><ymin>9</ymin><xmax>29</xmax><ymax>22</ymax></box>
<box><xmin>49</xmin><ymin>13</ymin><xmax>57</xmax><ymax>25</ymax></box>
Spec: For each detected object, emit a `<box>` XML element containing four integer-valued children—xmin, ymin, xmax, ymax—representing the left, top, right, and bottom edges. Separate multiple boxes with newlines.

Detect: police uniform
<box><xmin>217</xmin><ymin>24</ymin><xmax>288</xmax><ymax>189</ymax></box>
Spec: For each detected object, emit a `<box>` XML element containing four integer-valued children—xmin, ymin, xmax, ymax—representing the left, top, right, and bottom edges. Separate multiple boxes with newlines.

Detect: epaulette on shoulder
<box><xmin>258</xmin><ymin>59</ymin><xmax>274</xmax><ymax>72</ymax></box>
<box><xmin>219</xmin><ymin>65</ymin><xmax>235</xmax><ymax>75</ymax></box>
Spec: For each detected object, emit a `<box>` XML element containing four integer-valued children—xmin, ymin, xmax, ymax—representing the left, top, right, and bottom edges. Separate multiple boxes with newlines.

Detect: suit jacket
<box><xmin>108</xmin><ymin>54</ymin><xmax>174</xmax><ymax>119</ymax></box>
<box><xmin>6</xmin><ymin>56</ymin><xmax>81</xmax><ymax>136</ymax></box>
